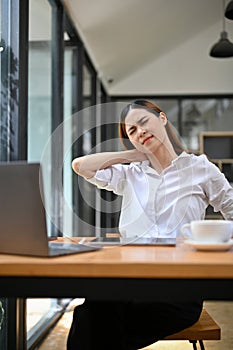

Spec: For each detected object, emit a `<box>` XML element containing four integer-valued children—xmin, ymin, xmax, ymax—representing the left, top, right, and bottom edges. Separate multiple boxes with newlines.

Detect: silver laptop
<box><xmin>0</xmin><ymin>162</ymin><xmax>100</xmax><ymax>257</ymax></box>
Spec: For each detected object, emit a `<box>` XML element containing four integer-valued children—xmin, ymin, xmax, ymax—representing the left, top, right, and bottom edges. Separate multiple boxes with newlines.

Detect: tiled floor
<box><xmin>33</xmin><ymin>300</ymin><xmax>233</xmax><ymax>349</ymax></box>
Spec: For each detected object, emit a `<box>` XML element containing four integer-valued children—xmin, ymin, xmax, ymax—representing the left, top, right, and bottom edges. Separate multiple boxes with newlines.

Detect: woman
<box><xmin>67</xmin><ymin>100</ymin><xmax>233</xmax><ymax>349</ymax></box>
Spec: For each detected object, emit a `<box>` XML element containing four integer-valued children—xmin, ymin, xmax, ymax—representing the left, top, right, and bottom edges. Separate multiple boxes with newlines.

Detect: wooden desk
<box><xmin>1</xmin><ymin>241</ymin><xmax>233</xmax><ymax>350</ymax></box>
<box><xmin>0</xmin><ymin>241</ymin><xmax>233</xmax><ymax>301</ymax></box>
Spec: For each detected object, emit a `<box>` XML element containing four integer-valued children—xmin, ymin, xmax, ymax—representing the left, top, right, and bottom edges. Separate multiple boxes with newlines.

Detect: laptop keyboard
<box><xmin>48</xmin><ymin>242</ymin><xmax>100</xmax><ymax>256</ymax></box>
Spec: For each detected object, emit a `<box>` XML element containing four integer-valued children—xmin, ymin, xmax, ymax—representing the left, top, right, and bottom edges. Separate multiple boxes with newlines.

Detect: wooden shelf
<box><xmin>211</xmin><ymin>159</ymin><xmax>233</xmax><ymax>163</ymax></box>
<box><xmin>199</xmin><ymin>132</ymin><xmax>233</xmax><ymax>159</ymax></box>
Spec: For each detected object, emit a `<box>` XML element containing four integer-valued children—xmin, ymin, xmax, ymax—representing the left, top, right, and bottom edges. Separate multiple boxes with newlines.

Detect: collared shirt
<box><xmin>87</xmin><ymin>152</ymin><xmax>233</xmax><ymax>238</ymax></box>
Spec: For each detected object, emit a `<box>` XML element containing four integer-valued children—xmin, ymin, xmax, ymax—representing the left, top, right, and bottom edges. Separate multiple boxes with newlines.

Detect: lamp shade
<box><xmin>209</xmin><ymin>31</ymin><xmax>233</xmax><ymax>57</ymax></box>
<box><xmin>225</xmin><ymin>0</ymin><xmax>233</xmax><ymax>19</ymax></box>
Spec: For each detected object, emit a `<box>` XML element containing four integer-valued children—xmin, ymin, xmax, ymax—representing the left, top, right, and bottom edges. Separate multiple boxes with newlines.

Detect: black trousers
<box><xmin>67</xmin><ymin>300</ymin><xmax>203</xmax><ymax>350</ymax></box>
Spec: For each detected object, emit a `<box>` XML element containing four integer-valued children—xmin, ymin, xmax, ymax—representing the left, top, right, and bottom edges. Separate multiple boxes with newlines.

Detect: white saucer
<box><xmin>184</xmin><ymin>239</ymin><xmax>233</xmax><ymax>251</ymax></box>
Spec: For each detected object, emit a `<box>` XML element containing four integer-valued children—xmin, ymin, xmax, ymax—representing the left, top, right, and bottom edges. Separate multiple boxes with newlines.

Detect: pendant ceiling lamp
<box><xmin>209</xmin><ymin>0</ymin><xmax>233</xmax><ymax>58</ymax></box>
<box><xmin>225</xmin><ymin>0</ymin><xmax>233</xmax><ymax>20</ymax></box>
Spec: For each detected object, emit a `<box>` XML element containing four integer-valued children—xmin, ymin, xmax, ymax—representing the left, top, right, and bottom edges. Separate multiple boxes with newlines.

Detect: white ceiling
<box><xmin>62</xmin><ymin>0</ymin><xmax>233</xmax><ymax>95</ymax></box>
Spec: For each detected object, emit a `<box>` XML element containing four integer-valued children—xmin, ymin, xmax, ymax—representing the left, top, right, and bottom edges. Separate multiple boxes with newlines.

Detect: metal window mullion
<box><xmin>89</xmin><ymin>67</ymin><xmax>98</xmax><ymax>234</ymax></box>
<box><xmin>178</xmin><ymin>98</ymin><xmax>183</xmax><ymax>136</ymax></box>
<box><xmin>50</xmin><ymin>2</ymin><xmax>64</xmax><ymax>236</ymax></box>
<box><xmin>51</xmin><ymin>3</ymin><xmax>64</xmax><ymax>132</ymax></box>
<box><xmin>17</xmin><ymin>0</ymin><xmax>28</xmax><ymax>160</ymax></box>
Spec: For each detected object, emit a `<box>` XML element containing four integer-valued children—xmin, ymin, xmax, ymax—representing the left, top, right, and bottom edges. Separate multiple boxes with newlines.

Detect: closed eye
<box><xmin>126</xmin><ymin>116</ymin><xmax>149</xmax><ymax>136</ymax></box>
<box><xmin>140</xmin><ymin>118</ymin><xmax>148</xmax><ymax>125</ymax></box>
<box><xmin>128</xmin><ymin>127</ymin><xmax>136</xmax><ymax>136</ymax></box>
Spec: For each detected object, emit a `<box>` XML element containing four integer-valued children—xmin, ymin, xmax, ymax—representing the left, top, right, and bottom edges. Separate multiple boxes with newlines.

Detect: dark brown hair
<box><xmin>119</xmin><ymin>99</ymin><xmax>185</xmax><ymax>155</ymax></box>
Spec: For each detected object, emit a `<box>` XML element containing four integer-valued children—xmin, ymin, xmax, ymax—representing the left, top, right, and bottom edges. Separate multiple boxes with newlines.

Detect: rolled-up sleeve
<box><xmin>86</xmin><ymin>164</ymin><xmax>127</xmax><ymax>195</ymax></box>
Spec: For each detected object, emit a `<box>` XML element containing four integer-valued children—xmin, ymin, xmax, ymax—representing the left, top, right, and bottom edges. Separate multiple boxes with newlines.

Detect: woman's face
<box><xmin>124</xmin><ymin>108</ymin><xmax>168</xmax><ymax>153</ymax></box>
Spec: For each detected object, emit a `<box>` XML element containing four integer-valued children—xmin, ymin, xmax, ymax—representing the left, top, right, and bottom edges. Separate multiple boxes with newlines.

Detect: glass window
<box><xmin>64</xmin><ymin>45</ymin><xmax>98</xmax><ymax>237</ymax></box>
<box><xmin>0</xmin><ymin>2</ymin><xmax>7</xmax><ymax>336</ymax></box>
<box><xmin>27</xmin><ymin>0</ymin><xmax>63</xmax><ymax>345</ymax></box>
<box><xmin>79</xmin><ymin>64</ymin><xmax>96</xmax><ymax>233</ymax></box>
<box><xmin>182</xmin><ymin>98</ymin><xmax>233</xmax><ymax>152</ymax></box>
<box><xmin>63</xmin><ymin>45</ymin><xmax>74</xmax><ymax>236</ymax></box>
<box><xmin>28</xmin><ymin>0</ymin><xmax>52</xmax><ymax>162</ymax></box>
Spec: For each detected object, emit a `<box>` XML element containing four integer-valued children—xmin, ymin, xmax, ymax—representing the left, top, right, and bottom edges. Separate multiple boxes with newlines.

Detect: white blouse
<box><xmin>87</xmin><ymin>152</ymin><xmax>233</xmax><ymax>238</ymax></box>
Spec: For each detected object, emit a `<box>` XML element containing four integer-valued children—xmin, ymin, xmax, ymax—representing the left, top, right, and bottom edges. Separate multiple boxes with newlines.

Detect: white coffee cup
<box><xmin>180</xmin><ymin>220</ymin><xmax>233</xmax><ymax>243</ymax></box>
